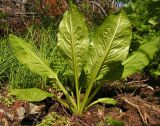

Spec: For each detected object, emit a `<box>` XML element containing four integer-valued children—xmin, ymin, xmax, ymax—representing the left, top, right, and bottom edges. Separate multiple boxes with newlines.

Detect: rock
<box><xmin>16</xmin><ymin>106</ymin><xmax>25</xmax><ymax>120</ymax></box>
<box><xmin>28</xmin><ymin>103</ymin><xmax>45</xmax><ymax>115</ymax></box>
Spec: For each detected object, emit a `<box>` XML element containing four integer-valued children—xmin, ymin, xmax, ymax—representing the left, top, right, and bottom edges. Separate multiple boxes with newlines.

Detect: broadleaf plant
<box><xmin>80</xmin><ymin>10</ymin><xmax>132</xmax><ymax>112</ymax></box>
<box><xmin>9</xmin><ymin>3</ymin><xmax>132</xmax><ymax>115</ymax></box>
<box><xmin>122</xmin><ymin>37</ymin><xmax>160</xmax><ymax>78</ymax></box>
<box><xmin>10</xmin><ymin>88</ymin><xmax>53</xmax><ymax>102</ymax></box>
<box><xmin>57</xmin><ymin>4</ymin><xmax>89</xmax><ymax>111</ymax></box>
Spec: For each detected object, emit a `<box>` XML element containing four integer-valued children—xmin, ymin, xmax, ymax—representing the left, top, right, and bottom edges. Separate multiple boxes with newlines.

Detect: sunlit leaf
<box><xmin>122</xmin><ymin>37</ymin><xmax>159</xmax><ymax>78</ymax></box>
<box><xmin>85</xmin><ymin>11</ymin><xmax>132</xmax><ymax>82</ymax></box>
<box><xmin>9</xmin><ymin>34</ymin><xmax>57</xmax><ymax>79</ymax></box>
<box><xmin>86</xmin><ymin>97</ymin><xmax>117</xmax><ymax>109</ymax></box>
<box><xmin>9</xmin><ymin>34</ymin><xmax>75</xmax><ymax>109</ymax></box>
<box><xmin>57</xmin><ymin>3</ymin><xmax>89</xmax><ymax>81</ymax></box>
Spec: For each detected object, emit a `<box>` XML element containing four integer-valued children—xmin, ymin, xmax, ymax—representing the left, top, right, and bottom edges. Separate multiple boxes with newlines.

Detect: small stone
<box><xmin>16</xmin><ymin>107</ymin><xmax>25</xmax><ymax>120</ymax></box>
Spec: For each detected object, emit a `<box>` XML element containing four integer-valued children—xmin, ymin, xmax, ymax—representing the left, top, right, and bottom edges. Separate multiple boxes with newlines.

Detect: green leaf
<box><xmin>153</xmin><ymin>70</ymin><xmax>160</xmax><ymax>75</ymax></box>
<box><xmin>10</xmin><ymin>88</ymin><xmax>53</xmax><ymax>102</ymax></box>
<box><xmin>96</xmin><ymin>98</ymin><xmax>117</xmax><ymax>105</ymax></box>
<box><xmin>86</xmin><ymin>97</ymin><xmax>117</xmax><ymax>109</ymax></box>
<box><xmin>9</xmin><ymin>34</ymin><xmax>57</xmax><ymax>79</ymax></box>
<box><xmin>57</xmin><ymin>3</ymin><xmax>89</xmax><ymax>108</ymax></box>
<box><xmin>57</xmin><ymin>3</ymin><xmax>89</xmax><ymax>80</ymax></box>
<box><xmin>106</xmin><ymin>117</ymin><xmax>124</xmax><ymax>126</ymax></box>
<box><xmin>9</xmin><ymin>34</ymin><xmax>76</xmax><ymax>109</ymax></box>
<box><xmin>149</xmin><ymin>19</ymin><xmax>158</xmax><ymax>26</ymax></box>
<box><xmin>122</xmin><ymin>37</ymin><xmax>159</xmax><ymax>78</ymax></box>
<box><xmin>86</xmin><ymin>11</ymin><xmax>132</xmax><ymax>82</ymax></box>
<box><xmin>80</xmin><ymin>11</ymin><xmax>131</xmax><ymax>113</ymax></box>
<box><xmin>150</xmin><ymin>68</ymin><xmax>160</xmax><ymax>76</ymax></box>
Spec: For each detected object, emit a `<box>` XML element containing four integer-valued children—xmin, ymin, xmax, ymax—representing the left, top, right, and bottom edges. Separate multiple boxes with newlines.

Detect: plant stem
<box><xmin>79</xmin><ymin>54</ymin><xmax>107</xmax><ymax>113</ymax></box>
<box><xmin>79</xmin><ymin>78</ymin><xmax>95</xmax><ymax>113</ymax></box>
<box><xmin>53</xmin><ymin>96</ymin><xmax>70</xmax><ymax>108</ymax></box>
<box><xmin>75</xmin><ymin>77</ymin><xmax>80</xmax><ymax>111</ymax></box>
<box><xmin>86</xmin><ymin>83</ymin><xmax>103</xmax><ymax>106</ymax></box>
<box><xmin>68</xmin><ymin>12</ymin><xmax>80</xmax><ymax>112</ymax></box>
<box><xmin>56</xmin><ymin>78</ymin><xmax>77</xmax><ymax>110</ymax></box>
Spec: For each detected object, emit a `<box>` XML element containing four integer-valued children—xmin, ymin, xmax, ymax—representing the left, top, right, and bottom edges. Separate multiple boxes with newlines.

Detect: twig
<box><xmin>126</xmin><ymin>80</ymin><xmax>148</xmax><ymax>84</ymax></box>
<box><xmin>77</xmin><ymin>118</ymin><xmax>90</xmax><ymax>126</ymax></box>
<box><xmin>32</xmin><ymin>113</ymin><xmax>41</xmax><ymax>126</ymax></box>
<box><xmin>143</xmin><ymin>101</ymin><xmax>160</xmax><ymax>113</ymax></box>
<box><xmin>121</xmin><ymin>97</ymin><xmax>149</xmax><ymax>126</ymax></box>
<box><xmin>89</xmin><ymin>1</ymin><xmax>107</xmax><ymax>16</ymax></box>
<box><xmin>61</xmin><ymin>104</ymin><xmax>71</xmax><ymax>118</ymax></box>
<box><xmin>125</xmin><ymin>79</ymin><xmax>149</xmax><ymax>85</ymax></box>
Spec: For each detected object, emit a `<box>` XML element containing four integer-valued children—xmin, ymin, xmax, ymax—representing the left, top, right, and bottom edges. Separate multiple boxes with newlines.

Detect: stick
<box><xmin>121</xmin><ymin>97</ymin><xmax>149</xmax><ymax>126</ymax></box>
<box><xmin>89</xmin><ymin>1</ymin><xmax>107</xmax><ymax>16</ymax></box>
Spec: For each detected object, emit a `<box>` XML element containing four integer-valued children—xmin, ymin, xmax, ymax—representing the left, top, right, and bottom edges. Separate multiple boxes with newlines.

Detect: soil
<box><xmin>0</xmin><ymin>81</ymin><xmax>160</xmax><ymax>126</ymax></box>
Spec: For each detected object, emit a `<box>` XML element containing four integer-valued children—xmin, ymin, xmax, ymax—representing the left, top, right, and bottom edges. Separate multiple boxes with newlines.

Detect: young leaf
<box><xmin>10</xmin><ymin>88</ymin><xmax>53</xmax><ymax>102</ymax></box>
<box><xmin>9</xmin><ymin>34</ymin><xmax>57</xmax><ymax>79</ymax></box>
<box><xmin>122</xmin><ymin>37</ymin><xmax>159</xmax><ymax>78</ymax></box>
<box><xmin>106</xmin><ymin>117</ymin><xmax>124</xmax><ymax>126</ymax></box>
<box><xmin>86</xmin><ymin>11</ymin><xmax>132</xmax><ymax>82</ymax></box>
<box><xmin>86</xmin><ymin>97</ymin><xmax>117</xmax><ymax>110</ymax></box>
<box><xmin>57</xmin><ymin>3</ymin><xmax>89</xmax><ymax>80</ymax></box>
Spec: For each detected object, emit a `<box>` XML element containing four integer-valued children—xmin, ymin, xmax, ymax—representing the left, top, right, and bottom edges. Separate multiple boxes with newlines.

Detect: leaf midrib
<box><xmin>69</xmin><ymin>13</ymin><xmax>78</xmax><ymax>79</ymax></box>
<box><xmin>69</xmin><ymin>12</ymin><xmax>80</xmax><ymax>108</ymax></box>
<box><xmin>91</xmin><ymin>12</ymin><xmax>122</xmax><ymax>81</ymax></box>
<box><xmin>17</xmin><ymin>40</ymin><xmax>57</xmax><ymax>79</ymax></box>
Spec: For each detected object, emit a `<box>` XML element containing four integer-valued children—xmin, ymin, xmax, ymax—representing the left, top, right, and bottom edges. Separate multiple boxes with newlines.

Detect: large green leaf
<box><xmin>122</xmin><ymin>37</ymin><xmax>159</xmax><ymax>78</ymax></box>
<box><xmin>57</xmin><ymin>3</ymin><xmax>89</xmax><ymax>80</ymax></box>
<box><xmin>9</xmin><ymin>34</ymin><xmax>75</xmax><ymax>108</ymax></box>
<box><xmin>57</xmin><ymin>3</ymin><xmax>89</xmax><ymax>107</ymax></box>
<box><xmin>86</xmin><ymin>11</ymin><xmax>132</xmax><ymax>82</ymax></box>
<box><xmin>80</xmin><ymin>11</ymin><xmax>131</xmax><ymax>112</ymax></box>
<box><xmin>10</xmin><ymin>88</ymin><xmax>53</xmax><ymax>102</ymax></box>
<box><xmin>9</xmin><ymin>34</ymin><xmax>57</xmax><ymax>79</ymax></box>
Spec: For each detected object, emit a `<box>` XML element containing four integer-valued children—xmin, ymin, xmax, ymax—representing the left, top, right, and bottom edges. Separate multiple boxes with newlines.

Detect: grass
<box><xmin>0</xmin><ymin>38</ymin><xmax>14</xmax><ymax>87</ymax></box>
<box><xmin>0</xmin><ymin>25</ymin><xmax>68</xmax><ymax>90</ymax></box>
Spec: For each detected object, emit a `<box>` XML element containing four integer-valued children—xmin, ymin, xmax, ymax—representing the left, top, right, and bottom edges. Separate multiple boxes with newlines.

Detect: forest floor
<box><xmin>0</xmin><ymin>74</ymin><xmax>160</xmax><ymax>126</ymax></box>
